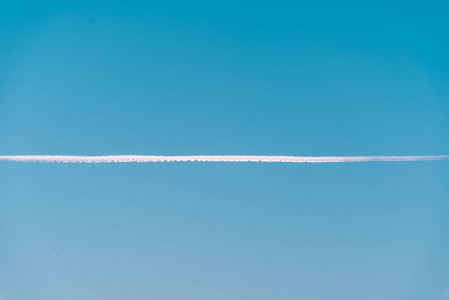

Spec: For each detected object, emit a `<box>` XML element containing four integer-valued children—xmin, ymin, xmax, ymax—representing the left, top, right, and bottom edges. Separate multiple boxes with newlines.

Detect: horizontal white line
<box><xmin>0</xmin><ymin>155</ymin><xmax>448</xmax><ymax>163</ymax></box>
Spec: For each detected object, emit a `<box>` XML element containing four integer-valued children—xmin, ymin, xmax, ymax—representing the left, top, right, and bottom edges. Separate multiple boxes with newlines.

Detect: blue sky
<box><xmin>1</xmin><ymin>1</ymin><xmax>449</xmax><ymax>299</ymax></box>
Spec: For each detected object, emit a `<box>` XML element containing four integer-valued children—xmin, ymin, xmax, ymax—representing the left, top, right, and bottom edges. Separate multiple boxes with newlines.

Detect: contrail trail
<box><xmin>0</xmin><ymin>155</ymin><xmax>448</xmax><ymax>163</ymax></box>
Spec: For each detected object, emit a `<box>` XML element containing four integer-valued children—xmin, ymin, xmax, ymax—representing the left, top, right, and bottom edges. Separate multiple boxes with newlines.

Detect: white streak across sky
<box><xmin>0</xmin><ymin>155</ymin><xmax>448</xmax><ymax>163</ymax></box>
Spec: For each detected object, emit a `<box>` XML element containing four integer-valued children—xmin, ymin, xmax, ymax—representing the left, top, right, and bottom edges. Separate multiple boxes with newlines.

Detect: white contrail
<box><xmin>0</xmin><ymin>155</ymin><xmax>448</xmax><ymax>163</ymax></box>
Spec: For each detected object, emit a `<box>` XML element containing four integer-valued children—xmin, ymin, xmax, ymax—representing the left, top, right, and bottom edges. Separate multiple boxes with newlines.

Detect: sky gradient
<box><xmin>1</xmin><ymin>1</ymin><xmax>449</xmax><ymax>300</ymax></box>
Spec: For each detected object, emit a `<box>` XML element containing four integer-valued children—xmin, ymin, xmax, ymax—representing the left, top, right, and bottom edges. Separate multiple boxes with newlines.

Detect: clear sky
<box><xmin>1</xmin><ymin>1</ymin><xmax>449</xmax><ymax>299</ymax></box>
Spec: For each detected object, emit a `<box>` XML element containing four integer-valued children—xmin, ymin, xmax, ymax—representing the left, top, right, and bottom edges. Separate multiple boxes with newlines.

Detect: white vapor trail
<box><xmin>0</xmin><ymin>155</ymin><xmax>448</xmax><ymax>163</ymax></box>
